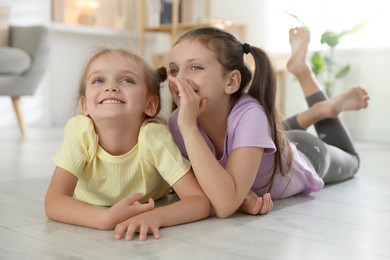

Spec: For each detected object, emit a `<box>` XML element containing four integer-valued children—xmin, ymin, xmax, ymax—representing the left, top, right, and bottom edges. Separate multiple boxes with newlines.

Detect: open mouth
<box><xmin>99</xmin><ymin>98</ymin><xmax>125</xmax><ymax>104</ymax></box>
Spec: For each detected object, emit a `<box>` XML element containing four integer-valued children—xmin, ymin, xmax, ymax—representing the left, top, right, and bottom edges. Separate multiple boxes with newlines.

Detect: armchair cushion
<box><xmin>0</xmin><ymin>47</ymin><xmax>31</xmax><ymax>74</ymax></box>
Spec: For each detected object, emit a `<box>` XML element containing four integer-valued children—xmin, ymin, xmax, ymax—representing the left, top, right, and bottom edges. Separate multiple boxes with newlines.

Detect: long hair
<box><xmin>174</xmin><ymin>27</ymin><xmax>292</xmax><ymax>191</ymax></box>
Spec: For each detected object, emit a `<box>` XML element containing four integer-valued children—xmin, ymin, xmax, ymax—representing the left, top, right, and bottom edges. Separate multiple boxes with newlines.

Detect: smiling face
<box><xmin>80</xmin><ymin>52</ymin><xmax>157</xmax><ymax>124</ymax></box>
<box><xmin>169</xmin><ymin>39</ymin><xmax>236</xmax><ymax>114</ymax></box>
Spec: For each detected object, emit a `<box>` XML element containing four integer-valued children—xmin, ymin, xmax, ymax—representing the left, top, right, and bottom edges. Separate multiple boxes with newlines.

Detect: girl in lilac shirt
<box><xmin>167</xmin><ymin>27</ymin><xmax>369</xmax><ymax>218</ymax></box>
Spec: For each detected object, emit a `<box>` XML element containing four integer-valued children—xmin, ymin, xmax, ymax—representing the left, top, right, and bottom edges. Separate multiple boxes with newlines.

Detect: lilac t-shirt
<box><xmin>168</xmin><ymin>94</ymin><xmax>324</xmax><ymax>199</ymax></box>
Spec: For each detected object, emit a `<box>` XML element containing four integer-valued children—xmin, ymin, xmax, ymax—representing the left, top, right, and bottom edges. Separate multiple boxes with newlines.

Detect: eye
<box><xmin>91</xmin><ymin>77</ymin><xmax>104</xmax><ymax>84</ymax></box>
<box><xmin>121</xmin><ymin>77</ymin><xmax>135</xmax><ymax>84</ymax></box>
<box><xmin>191</xmin><ymin>65</ymin><xmax>203</xmax><ymax>71</ymax></box>
<box><xmin>169</xmin><ymin>68</ymin><xmax>179</xmax><ymax>77</ymax></box>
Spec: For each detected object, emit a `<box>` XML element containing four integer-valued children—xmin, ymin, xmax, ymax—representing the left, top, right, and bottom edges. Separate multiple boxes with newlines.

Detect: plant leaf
<box><xmin>324</xmin><ymin>56</ymin><xmax>333</xmax><ymax>66</ymax></box>
<box><xmin>285</xmin><ymin>11</ymin><xmax>309</xmax><ymax>27</ymax></box>
<box><xmin>321</xmin><ymin>31</ymin><xmax>340</xmax><ymax>47</ymax></box>
<box><xmin>325</xmin><ymin>80</ymin><xmax>333</xmax><ymax>97</ymax></box>
<box><xmin>338</xmin><ymin>19</ymin><xmax>371</xmax><ymax>38</ymax></box>
<box><xmin>335</xmin><ymin>65</ymin><xmax>350</xmax><ymax>79</ymax></box>
<box><xmin>321</xmin><ymin>19</ymin><xmax>370</xmax><ymax>47</ymax></box>
<box><xmin>311</xmin><ymin>52</ymin><xmax>324</xmax><ymax>75</ymax></box>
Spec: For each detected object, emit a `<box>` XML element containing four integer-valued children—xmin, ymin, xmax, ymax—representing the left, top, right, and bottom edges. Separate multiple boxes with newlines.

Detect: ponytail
<box><xmin>247</xmin><ymin>46</ymin><xmax>293</xmax><ymax>191</ymax></box>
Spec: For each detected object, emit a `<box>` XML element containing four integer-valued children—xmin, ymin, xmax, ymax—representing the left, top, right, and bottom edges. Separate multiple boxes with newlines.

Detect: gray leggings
<box><xmin>284</xmin><ymin>91</ymin><xmax>360</xmax><ymax>184</ymax></box>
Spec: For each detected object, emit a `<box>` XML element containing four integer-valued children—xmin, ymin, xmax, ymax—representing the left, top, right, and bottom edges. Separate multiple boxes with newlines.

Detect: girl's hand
<box><xmin>239</xmin><ymin>191</ymin><xmax>273</xmax><ymax>215</ymax></box>
<box><xmin>168</xmin><ymin>76</ymin><xmax>207</xmax><ymax>130</ymax></box>
<box><xmin>103</xmin><ymin>193</ymin><xmax>155</xmax><ymax>229</ymax></box>
<box><xmin>114</xmin><ymin>211</ymin><xmax>162</xmax><ymax>241</ymax></box>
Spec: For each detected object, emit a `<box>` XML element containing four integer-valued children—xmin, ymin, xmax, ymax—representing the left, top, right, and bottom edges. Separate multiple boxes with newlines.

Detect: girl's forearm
<box><xmin>45</xmin><ymin>195</ymin><xmax>110</xmax><ymax>230</ymax></box>
<box><xmin>180</xmin><ymin>126</ymin><xmax>244</xmax><ymax>218</ymax></box>
<box><xmin>114</xmin><ymin>194</ymin><xmax>210</xmax><ymax>241</ymax></box>
<box><xmin>156</xmin><ymin>195</ymin><xmax>210</xmax><ymax>227</ymax></box>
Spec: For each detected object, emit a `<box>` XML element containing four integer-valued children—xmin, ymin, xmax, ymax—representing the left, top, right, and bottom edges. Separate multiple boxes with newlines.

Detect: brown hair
<box><xmin>174</xmin><ymin>27</ymin><xmax>292</xmax><ymax>191</ymax></box>
<box><xmin>77</xmin><ymin>47</ymin><xmax>167</xmax><ymax>119</ymax></box>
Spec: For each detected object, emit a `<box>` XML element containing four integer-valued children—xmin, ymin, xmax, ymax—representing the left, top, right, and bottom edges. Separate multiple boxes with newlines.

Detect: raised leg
<box><xmin>290</xmin><ymin>86</ymin><xmax>370</xmax><ymax>130</ymax></box>
<box><xmin>286</xmin><ymin>27</ymin><xmax>320</xmax><ymax>97</ymax></box>
<box><xmin>285</xmin><ymin>27</ymin><xmax>369</xmax><ymax>130</ymax></box>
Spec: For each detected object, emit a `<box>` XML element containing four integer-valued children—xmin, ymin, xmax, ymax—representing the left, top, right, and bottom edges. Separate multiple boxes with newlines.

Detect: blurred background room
<box><xmin>1</xmin><ymin>0</ymin><xmax>389</xmax><ymax>143</ymax></box>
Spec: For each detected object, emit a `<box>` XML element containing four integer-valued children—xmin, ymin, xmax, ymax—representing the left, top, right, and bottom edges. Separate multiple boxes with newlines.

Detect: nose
<box><xmin>177</xmin><ymin>70</ymin><xmax>188</xmax><ymax>79</ymax></box>
<box><xmin>105</xmin><ymin>85</ymin><xmax>119</xmax><ymax>92</ymax></box>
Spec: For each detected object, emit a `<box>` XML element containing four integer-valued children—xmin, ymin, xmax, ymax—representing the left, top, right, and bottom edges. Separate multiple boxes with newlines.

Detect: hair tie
<box><xmin>242</xmin><ymin>43</ymin><xmax>251</xmax><ymax>54</ymax></box>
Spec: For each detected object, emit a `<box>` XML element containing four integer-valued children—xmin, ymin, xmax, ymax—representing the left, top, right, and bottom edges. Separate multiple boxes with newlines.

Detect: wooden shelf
<box><xmin>140</xmin><ymin>0</ymin><xmax>245</xmax><ymax>55</ymax></box>
<box><xmin>143</xmin><ymin>21</ymin><xmax>244</xmax><ymax>32</ymax></box>
<box><xmin>143</xmin><ymin>22</ymin><xmax>202</xmax><ymax>33</ymax></box>
<box><xmin>142</xmin><ymin>21</ymin><xmax>245</xmax><ymax>40</ymax></box>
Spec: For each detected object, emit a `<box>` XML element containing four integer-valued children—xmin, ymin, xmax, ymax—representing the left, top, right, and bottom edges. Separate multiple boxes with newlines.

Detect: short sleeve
<box><xmin>229</xmin><ymin>98</ymin><xmax>276</xmax><ymax>154</ymax></box>
<box><xmin>139</xmin><ymin>122</ymin><xmax>191</xmax><ymax>186</ymax></box>
<box><xmin>51</xmin><ymin>115</ymin><xmax>99</xmax><ymax>178</ymax></box>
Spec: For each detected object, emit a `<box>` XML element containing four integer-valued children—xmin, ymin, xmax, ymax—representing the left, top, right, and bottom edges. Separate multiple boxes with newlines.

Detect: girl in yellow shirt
<box><xmin>44</xmin><ymin>47</ymin><xmax>211</xmax><ymax>241</ymax></box>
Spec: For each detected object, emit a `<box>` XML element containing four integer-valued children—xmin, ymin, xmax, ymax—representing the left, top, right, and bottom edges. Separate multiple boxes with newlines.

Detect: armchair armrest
<box><xmin>0</xmin><ymin>47</ymin><xmax>31</xmax><ymax>74</ymax></box>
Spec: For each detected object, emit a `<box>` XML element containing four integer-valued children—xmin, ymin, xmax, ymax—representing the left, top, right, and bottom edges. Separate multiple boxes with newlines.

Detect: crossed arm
<box><xmin>44</xmin><ymin>167</ymin><xmax>155</xmax><ymax>230</ymax></box>
<box><xmin>45</xmin><ymin>167</ymin><xmax>211</xmax><ymax>240</ymax></box>
<box><xmin>114</xmin><ymin>170</ymin><xmax>211</xmax><ymax>240</ymax></box>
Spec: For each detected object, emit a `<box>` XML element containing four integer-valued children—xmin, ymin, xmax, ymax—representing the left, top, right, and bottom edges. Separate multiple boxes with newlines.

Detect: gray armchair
<box><xmin>0</xmin><ymin>25</ymin><xmax>49</xmax><ymax>134</ymax></box>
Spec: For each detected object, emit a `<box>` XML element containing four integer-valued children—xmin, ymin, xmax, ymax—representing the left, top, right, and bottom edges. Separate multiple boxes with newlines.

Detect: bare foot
<box><xmin>331</xmin><ymin>86</ymin><xmax>370</xmax><ymax>112</ymax></box>
<box><xmin>286</xmin><ymin>27</ymin><xmax>312</xmax><ymax>79</ymax></box>
<box><xmin>315</xmin><ymin>86</ymin><xmax>370</xmax><ymax>120</ymax></box>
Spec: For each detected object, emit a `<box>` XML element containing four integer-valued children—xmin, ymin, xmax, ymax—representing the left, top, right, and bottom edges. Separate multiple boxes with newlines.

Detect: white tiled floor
<box><xmin>1</xmin><ymin>127</ymin><xmax>390</xmax><ymax>260</ymax></box>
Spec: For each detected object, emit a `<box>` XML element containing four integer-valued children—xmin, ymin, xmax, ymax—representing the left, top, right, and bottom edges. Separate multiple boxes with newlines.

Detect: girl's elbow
<box><xmin>44</xmin><ymin>201</ymin><xmax>53</xmax><ymax>220</ymax></box>
<box><xmin>207</xmin><ymin>196</ymin><xmax>239</xmax><ymax>218</ymax></box>
<box><xmin>213</xmin><ymin>206</ymin><xmax>235</xmax><ymax>219</ymax></box>
<box><xmin>44</xmin><ymin>196</ymin><xmax>57</xmax><ymax>220</ymax></box>
<box><xmin>214</xmin><ymin>211</ymin><xmax>233</xmax><ymax>219</ymax></box>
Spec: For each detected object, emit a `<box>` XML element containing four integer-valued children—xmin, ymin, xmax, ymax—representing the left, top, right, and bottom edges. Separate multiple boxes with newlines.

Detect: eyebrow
<box><xmin>169</xmin><ymin>58</ymin><xmax>201</xmax><ymax>67</ymax></box>
<box><xmin>119</xmin><ymin>70</ymin><xmax>141</xmax><ymax>80</ymax></box>
<box><xmin>87</xmin><ymin>70</ymin><xmax>141</xmax><ymax>81</ymax></box>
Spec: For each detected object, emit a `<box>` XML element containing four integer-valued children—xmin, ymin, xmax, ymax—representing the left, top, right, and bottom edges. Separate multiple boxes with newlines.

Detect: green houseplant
<box><xmin>287</xmin><ymin>13</ymin><xmax>368</xmax><ymax>96</ymax></box>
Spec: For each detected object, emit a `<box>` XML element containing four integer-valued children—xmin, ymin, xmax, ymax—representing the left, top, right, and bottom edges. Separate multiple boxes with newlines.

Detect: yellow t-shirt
<box><xmin>52</xmin><ymin>115</ymin><xmax>191</xmax><ymax>206</ymax></box>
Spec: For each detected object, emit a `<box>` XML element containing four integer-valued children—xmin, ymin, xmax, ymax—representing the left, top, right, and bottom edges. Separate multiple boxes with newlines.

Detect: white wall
<box><xmin>328</xmin><ymin>48</ymin><xmax>390</xmax><ymax>142</ymax></box>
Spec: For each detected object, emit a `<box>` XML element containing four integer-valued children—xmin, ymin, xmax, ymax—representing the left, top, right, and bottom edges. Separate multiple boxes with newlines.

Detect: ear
<box><xmin>80</xmin><ymin>96</ymin><xmax>89</xmax><ymax>115</ymax></box>
<box><xmin>224</xmin><ymin>70</ymin><xmax>241</xmax><ymax>95</ymax></box>
<box><xmin>144</xmin><ymin>95</ymin><xmax>159</xmax><ymax>117</ymax></box>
